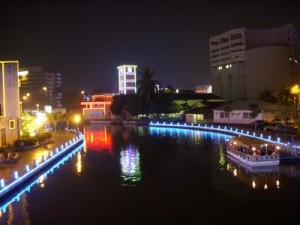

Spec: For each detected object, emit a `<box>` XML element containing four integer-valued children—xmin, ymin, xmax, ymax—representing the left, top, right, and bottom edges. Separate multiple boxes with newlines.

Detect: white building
<box><xmin>213</xmin><ymin>100</ymin><xmax>283</xmax><ymax>124</ymax></box>
<box><xmin>0</xmin><ymin>61</ymin><xmax>20</xmax><ymax>147</ymax></box>
<box><xmin>210</xmin><ymin>24</ymin><xmax>300</xmax><ymax>101</ymax></box>
<box><xmin>117</xmin><ymin>65</ymin><xmax>137</xmax><ymax>94</ymax></box>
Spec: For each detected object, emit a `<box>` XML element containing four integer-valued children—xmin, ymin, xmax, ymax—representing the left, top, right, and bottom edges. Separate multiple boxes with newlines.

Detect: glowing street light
<box><xmin>36</xmin><ymin>104</ymin><xmax>40</xmax><ymax>112</ymax></box>
<box><xmin>291</xmin><ymin>84</ymin><xmax>300</xmax><ymax>117</ymax></box>
<box><xmin>43</xmin><ymin>87</ymin><xmax>47</xmax><ymax>107</ymax></box>
<box><xmin>74</xmin><ymin>115</ymin><xmax>81</xmax><ymax>135</ymax></box>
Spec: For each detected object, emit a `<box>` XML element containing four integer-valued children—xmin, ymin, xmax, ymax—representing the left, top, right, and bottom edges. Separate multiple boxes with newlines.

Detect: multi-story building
<box><xmin>0</xmin><ymin>61</ymin><xmax>20</xmax><ymax>147</ymax></box>
<box><xmin>210</xmin><ymin>23</ymin><xmax>300</xmax><ymax>100</ymax></box>
<box><xmin>81</xmin><ymin>94</ymin><xmax>113</xmax><ymax>121</ymax></box>
<box><xmin>117</xmin><ymin>65</ymin><xmax>137</xmax><ymax>94</ymax></box>
<box><xmin>19</xmin><ymin>67</ymin><xmax>63</xmax><ymax>111</ymax></box>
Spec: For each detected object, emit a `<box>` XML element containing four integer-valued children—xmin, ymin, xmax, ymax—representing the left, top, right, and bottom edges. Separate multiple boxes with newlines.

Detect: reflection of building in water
<box><xmin>84</xmin><ymin>126</ymin><xmax>112</xmax><ymax>154</ymax></box>
<box><xmin>120</xmin><ymin>145</ymin><xmax>142</xmax><ymax>186</ymax></box>
<box><xmin>226</xmin><ymin>155</ymin><xmax>280</xmax><ymax>190</ymax></box>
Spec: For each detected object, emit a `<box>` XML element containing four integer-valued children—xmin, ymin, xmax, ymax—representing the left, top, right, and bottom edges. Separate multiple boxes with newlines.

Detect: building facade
<box><xmin>117</xmin><ymin>65</ymin><xmax>137</xmax><ymax>94</ymax></box>
<box><xmin>210</xmin><ymin>24</ymin><xmax>300</xmax><ymax>100</ymax></box>
<box><xmin>81</xmin><ymin>94</ymin><xmax>113</xmax><ymax>121</ymax></box>
<box><xmin>19</xmin><ymin>67</ymin><xmax>63</xmax><ymax>111</ymax></box>
<box><xmin>0</xmin><ymin>61</ymin><xmax>20</xmax><ymax>147</ymax></box>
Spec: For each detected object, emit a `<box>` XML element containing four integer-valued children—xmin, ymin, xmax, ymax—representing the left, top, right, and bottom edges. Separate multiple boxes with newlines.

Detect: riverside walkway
<box><xmin>0</xmin><ymin>131</ymin><xmax>79</xmax><ymax>188</ymax></box>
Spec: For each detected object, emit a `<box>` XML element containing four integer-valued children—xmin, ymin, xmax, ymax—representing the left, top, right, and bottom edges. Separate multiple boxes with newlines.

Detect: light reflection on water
<box><xmin>120</xmin><ymin>145</ymin><xmax>142</xmax><ymax>186</ymax></box>
<box><xmin>1</xmin><ymin>125</ymin><xmax>300</xmax><ymax>224</ymax></box>
<box><xmin>0</xmin><ymin>144</ymin><xmax>83</xmax><ymax>224</ymax></box>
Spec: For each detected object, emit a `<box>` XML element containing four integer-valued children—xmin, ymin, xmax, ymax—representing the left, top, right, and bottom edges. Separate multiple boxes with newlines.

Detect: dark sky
<box><xmin>0</xmin><ymin>0</ymin><xmax>299</xmax><ymax>93</ymax></box>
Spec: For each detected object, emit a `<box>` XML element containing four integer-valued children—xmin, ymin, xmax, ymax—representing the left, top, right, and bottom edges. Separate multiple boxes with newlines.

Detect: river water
<box><xmin>1</xmin><ymin>124</ymin><xmax>300</xmax><ymax>225</ymax></box>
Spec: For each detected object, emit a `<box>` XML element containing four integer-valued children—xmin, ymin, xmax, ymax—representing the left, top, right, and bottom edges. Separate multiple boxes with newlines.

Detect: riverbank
<box><xmin>0</xmin><ymin>131</ymin><xmax>77</xmax><ymax>183</ymax></box>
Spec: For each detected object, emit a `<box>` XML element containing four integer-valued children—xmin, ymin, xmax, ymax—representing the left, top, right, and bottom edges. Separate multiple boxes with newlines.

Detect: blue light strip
<box><xmin>0</xmin><ymin>143</ymin><xmax>83</xmax><ymax>214</ymax></box>
<box><xmin>0</xmin><ymin>133</ymin><xmax>84</xmax><ymax>199</ymax></box>
<box><xmin>149</xmin><ymin>121</ymin><xmax>299</xmax><ymax>149</ymax></box>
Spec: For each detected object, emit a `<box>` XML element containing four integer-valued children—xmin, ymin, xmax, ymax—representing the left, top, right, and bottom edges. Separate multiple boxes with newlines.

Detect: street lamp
<box><xmin>291</xmin><ymin>84</ymin><xmax>300</xmax><ymax>117</ymax></box>
<box><xmin>74</xmin><ymin>115</ymin><xmax>81</xmax><ymax>135</ymax></box>
<box><xmin>43</xmin><ymin>87</ymin><xmax>47</xmax><ymax>107</ymax></box>
<box><xmin>36</xmin><ymin>104</ymin><xmax>40</xmax><ymax>112</ymax></box>
<box><xmin>22</xmin><ymin>96</ymin><xmax>27</xmax><ymax>111</ymax></box>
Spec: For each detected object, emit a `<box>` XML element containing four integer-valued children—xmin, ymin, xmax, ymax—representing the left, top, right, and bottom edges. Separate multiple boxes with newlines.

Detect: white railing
<box><xmin>149</xmin><ymin>121</ymin><xmax>298</xmax><ymax>149</ymax></box>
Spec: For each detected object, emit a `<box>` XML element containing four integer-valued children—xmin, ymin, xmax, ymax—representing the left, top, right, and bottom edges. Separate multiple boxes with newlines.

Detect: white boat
<box><xmin>227</xmin><ymin>136</ymin><xmax>280</xmax><ymax>167</ymax></box>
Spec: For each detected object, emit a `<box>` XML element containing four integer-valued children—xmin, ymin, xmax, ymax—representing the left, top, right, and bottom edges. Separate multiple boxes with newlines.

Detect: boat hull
<box><xmin>227</xmin><ymin>147</ymin><xmax>279</xmax><ymax>167</ymax></box>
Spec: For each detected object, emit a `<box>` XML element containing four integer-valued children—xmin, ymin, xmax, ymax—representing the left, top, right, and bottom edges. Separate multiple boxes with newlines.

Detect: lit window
<box><xmin>9</xmin><ymin>120</ymin><xmax>15</xmax><ymax>130</ymax></box>
<box><xmin>127</xmin><ymin>67</ymin><xmax>132</xmax><ymax>73</ymax></box>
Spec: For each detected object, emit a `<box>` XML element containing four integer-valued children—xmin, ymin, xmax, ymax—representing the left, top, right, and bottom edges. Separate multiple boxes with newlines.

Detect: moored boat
<box><xmin>0</xmin><ymin>152</ymin><xmax>20</xmax><ymax>164</ymax></box>
<box><xmin>227</xmin><ymin>136</ymin><xmax>280</xmax><ymax>167</ymax></box>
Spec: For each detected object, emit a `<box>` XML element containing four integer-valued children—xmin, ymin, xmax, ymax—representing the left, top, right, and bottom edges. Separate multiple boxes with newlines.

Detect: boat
<box><xmin>227</xmin><ymin>136</ymin><xmax>280</xmax><ymax>167</ymax></box>
<box><xmin>0</xmin><ymin>152</ymin><xmax>20</xmax><ymax>164</ymax></box>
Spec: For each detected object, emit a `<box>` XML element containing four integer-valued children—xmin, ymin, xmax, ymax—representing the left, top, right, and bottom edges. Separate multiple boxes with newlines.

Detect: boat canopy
<box><xmin>229</xmin><ymin>136</ymin><xmax>273</xmax><ymax>149</ymax></box>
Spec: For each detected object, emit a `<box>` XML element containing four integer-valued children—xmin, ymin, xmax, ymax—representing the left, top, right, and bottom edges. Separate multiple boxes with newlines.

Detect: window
<box><xmin>230</xmin><ymin>33</ymin><xmax>243</xmax><ymax>40</ymax></box>
<box><xmin>9</xmin><ymin>120</ymin><xmax>15</xmax><ymax>130</ymax></box>
<box><xmin>220</xmin><ymin>37</ymin><xmax>229</xmax><ymax>43</ymax></box>
<box><xmin>243</xmin><ymin>112</ymin><xmax>251</xmax><ymax>119</ymax></box>
<box><xmin>126</xmin><ymin>75</ymin><xmax>135</xmax><ymax>80</ymax></box>
<box><xmin>220</xmin><ymin>112</ymin><xmax>229</xmax><ymax>118</ymax></box>
<box><xmin>211</xmin><ymin>41</ymin><xmax>219</xmax><ymax>45</ymax></box>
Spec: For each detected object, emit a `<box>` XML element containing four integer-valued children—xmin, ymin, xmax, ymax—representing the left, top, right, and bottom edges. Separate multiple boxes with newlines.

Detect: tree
<box><xmin>137</xmin><ymin>67</ymin><xmax>159</xmax><ymax>106</ymax></box>
<box><xmin>249</xmin><ymin>103</ymin><xmax>261</xmax><ymax>119</ymax></box>
<box><xmin>223</xmin><ymin>102</ymin><xmax>232</xmax><ymax>125</ymax></box>
<box><xmin>46</xmin><ymin>111</ymin><xmax>65</xmax><ymax>131</ymax></box>
<box><xmin>249</xmin><ymin>103</ymin><xmax>261</xmax><ymax>130</ymax></box>
<box><xmin>259</xmin><ymin>89</ymin><xmax>277</xmax><ymax>103</ymax></box>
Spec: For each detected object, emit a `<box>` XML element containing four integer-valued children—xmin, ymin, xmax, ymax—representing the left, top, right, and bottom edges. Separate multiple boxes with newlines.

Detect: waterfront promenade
<box><xmin>0</xmin><ymin>131</ymin><xmax>76</xmax><ymax>183</ymax></box>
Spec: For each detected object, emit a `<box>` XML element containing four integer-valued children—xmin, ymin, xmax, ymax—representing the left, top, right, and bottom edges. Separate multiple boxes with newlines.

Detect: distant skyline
<box><xmin>0</xmin><ymin>1</ymin><xmax>299</xmax><ymax>93</ymax></box>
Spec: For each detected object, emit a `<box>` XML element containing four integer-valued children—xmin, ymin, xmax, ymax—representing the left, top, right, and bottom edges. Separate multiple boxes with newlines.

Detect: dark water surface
<box><xmin>1</xmin><ymin>125</ymin><xmax>300</xmax><ymax>225</ymax></box>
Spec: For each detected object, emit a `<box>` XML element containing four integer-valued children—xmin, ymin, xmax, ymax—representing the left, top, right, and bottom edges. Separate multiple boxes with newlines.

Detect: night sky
<box><xmin>0</xmin><ymin>0</ymin><xmax>299</xmax><ymax>93</ymax></box>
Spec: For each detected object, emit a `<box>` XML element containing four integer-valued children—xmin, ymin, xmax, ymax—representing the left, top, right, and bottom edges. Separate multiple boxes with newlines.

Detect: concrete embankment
<box><xmin>0</xmin><ymin>131</ymin><xmax>84</xmax><ymax>200</ymax></box>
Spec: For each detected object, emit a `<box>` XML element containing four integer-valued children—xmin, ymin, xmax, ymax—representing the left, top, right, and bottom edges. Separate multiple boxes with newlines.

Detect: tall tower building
<box><xmin>117</xmin><ymin>65</ymin><xmax>137</xmax><ymax>94</ymax></box>
<box><xmin>19</xmin><ymin>67</ymin><xmax>63</xmax><ymax>111</ymax></box>
<box><xmin>0</xmin><ymin>61</ymin><xmax>20</xmax><ymax>147</ymax></box>
<box><xmin>210</xmin><ymin>24</ymin><xmax>300</xmax><ymax>100</ymax></box>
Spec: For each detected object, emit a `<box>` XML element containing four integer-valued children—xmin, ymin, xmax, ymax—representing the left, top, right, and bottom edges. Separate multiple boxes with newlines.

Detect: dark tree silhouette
<box><xmin>137</xmin><ymin>67</ymin><xmax>159</xmax><ymax>105</ymax></box>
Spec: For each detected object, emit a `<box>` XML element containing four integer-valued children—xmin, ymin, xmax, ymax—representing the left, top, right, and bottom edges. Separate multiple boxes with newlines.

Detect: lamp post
<box><xmin>36</xmin><ymin>104</ymin><xmax>40</xmax><ymax>112</ymax></box>
<box><xmin>291</xmin><ymin>84</ymin><xmax>299</xmax><ymax>117</ymax></box>
<box><xmin>43</xmin><ymin>87</ymin><xmax>47</xmax><ymax>108</ymax></box>
<box><xmin>74</xmin><ymin>115</ymin><xmax>81</xmax><ymax>135</ymax></box>
<box><xmin>81</xmin><ymin>90</ymin><xmax>85</xmax><ymax>100</ymax></box>
<box><xmin>22</xmin><ymin>96</ymin><xmax>27</xmax><ymax>111</ymax></box>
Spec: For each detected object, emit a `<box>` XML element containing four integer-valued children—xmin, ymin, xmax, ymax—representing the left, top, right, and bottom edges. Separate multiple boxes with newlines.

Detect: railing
<box><xmin>0</xmin><ymin>133</ymin><xmax>84</xmax><ymax>199</ymax></box>
<box><xmin>149</xmin><ymin>121</ymin><xmax>297</xmax><ymax>149</ymax></box>
<box><xmin>228</xmin><ymin>148</ymin><xmax>279</xmax><ymax>162</ymax></box>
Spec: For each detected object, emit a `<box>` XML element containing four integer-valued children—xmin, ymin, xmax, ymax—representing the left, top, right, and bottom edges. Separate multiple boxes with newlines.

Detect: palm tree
<box><xmin>137</xmin><ymin>67</ymin><xmax>159</xmax><ymax>105</ymax></box>
<box><xmin>46</xmin><ymin>111</ymin><xmax>65</xmax><ymax>131</ymax></box>
<box><xmin>259</xmin><ymin>89</ymin><xmax>277</xmax><ymax>103</ymax></box>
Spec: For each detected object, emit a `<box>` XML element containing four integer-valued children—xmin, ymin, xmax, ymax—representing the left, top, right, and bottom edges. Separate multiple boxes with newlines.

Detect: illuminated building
<box><xmin>210</xmin><ymin>24</ymin><xmax>300</xmax><ymax>100</ymax></box>
<box><xmin>117</xmin><ymin>65</ymin><xmax>137</xmax><ymax>94</ymax></box>
<box><xmin>81</xmin><ymin>94</ymin><xmax>113</xmax><ymax>121</ymax></box>
<box><xmin>19</xmin><ymin>67</ymin><xmax>63</xmax><ymax>110</ymax></box>
<box><xmin>0</xmin><ymin>61</ymin><xmax>20</xmax><ymax>147</ymax></box>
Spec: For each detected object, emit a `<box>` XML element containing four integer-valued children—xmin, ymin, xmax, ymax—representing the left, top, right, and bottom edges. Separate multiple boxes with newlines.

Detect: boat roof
<box><xmin>229</xmin><ymin>136</ymin><xmax>272</xmax><ymax>147</ymax></box>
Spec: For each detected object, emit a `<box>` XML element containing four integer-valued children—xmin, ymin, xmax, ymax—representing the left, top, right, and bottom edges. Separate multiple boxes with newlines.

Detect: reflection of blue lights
<box><xmin>0</xmin><ymin>143</ymin><xmax>83</xmax><ymax>214</ymax></box>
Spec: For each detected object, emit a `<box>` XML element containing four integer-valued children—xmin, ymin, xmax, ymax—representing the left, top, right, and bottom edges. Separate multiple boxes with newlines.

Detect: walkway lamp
<box><xmin>74</xmin><ymin>115</ymin><xmax>81</xmax><ymax>134</ymax></box>
<box><xmin>291</xmin><ymin>84</ymin><xmax>300</xmax><ymax>117</ymax></box>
